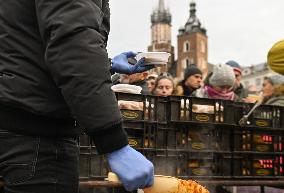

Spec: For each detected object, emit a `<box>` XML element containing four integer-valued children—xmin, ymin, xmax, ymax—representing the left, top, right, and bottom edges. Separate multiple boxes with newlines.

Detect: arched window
<box><xmin>186</xmin><ymin>58</ymin><xmax>190</xmax><ymax>67</ymax></box>
<box><xmin>184</xmin><ymin>41</ymin><xmax>190</xmax><ymax>52</ymax></box>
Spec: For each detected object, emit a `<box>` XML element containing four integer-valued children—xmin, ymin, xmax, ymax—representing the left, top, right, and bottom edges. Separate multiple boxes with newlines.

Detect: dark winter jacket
<box><xmin>176</xmin><ymin>81</ymin><xmax>197</xmax><ymax>97</ymax></box>
<box><xmin>234</xmin><ymin>83</ymin><xmax>248</xmax><ymax>101</ymax></box>
<box><xmin>132</xmin><ymin>80</ymin><xmax>149</xmax><ymax>95</ymax></box>
<box><xmin>0</xmin><ymin>0</ymin><xmax>127</xmax><ymax>154</ymax></box>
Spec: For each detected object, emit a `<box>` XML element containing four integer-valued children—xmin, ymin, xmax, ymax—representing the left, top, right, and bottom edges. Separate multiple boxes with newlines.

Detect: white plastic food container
<box><xmin>111</xmin><ymin>84</ymin><xmax>142</xmax><ymax>94</ymax></box>
<box><xmin>136</xmin><ymin>52</ymin><xmax>170</xmax><ymax>66</ymax></box>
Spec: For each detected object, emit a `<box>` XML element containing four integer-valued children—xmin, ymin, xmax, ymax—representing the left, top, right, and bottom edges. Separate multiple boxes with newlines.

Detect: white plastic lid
<box><xmin>136</xmin><ymin>52</ymin><xmax>170</xmax><ymax>65</ymax></box>
<box><xmin>111</xmin><ymin>84</ymin><xmax>142</xmax><ymax>94</ymax></box>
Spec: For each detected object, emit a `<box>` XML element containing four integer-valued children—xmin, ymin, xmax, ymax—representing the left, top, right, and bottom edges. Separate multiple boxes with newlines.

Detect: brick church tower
<box><xmin>148</xmin><ymin>0</ymin><xmax>175</xmax><ymax>74</ymax></box>
<box><xmin>176</xmin><ymin>1</ymin><xmax>208</xmax><ymax>79</ymax></box>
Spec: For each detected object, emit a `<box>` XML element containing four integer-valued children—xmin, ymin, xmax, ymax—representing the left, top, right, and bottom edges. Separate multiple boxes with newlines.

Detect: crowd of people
<box><xmin>118</xmin><ymin>58</ymin><xmax>284</xmax><ymax>107</ymax></box>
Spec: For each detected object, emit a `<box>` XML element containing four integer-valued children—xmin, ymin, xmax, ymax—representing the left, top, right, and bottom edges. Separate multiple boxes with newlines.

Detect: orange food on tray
<box><xmin>177</xmin><ymin>179</ymin><xmax>210</xmax><ymax>193</ymax></box>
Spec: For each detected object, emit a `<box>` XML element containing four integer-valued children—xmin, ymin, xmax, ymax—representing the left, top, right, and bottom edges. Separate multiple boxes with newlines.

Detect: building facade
<box><xmin>241</xmin><ymin>63</ymin><xmax>278</xmax><ymax>92</ymax></box>
<box><xmin>147</xmin><ymin>0</ymin><xmax>208</xmax><ymax>79</ymax></box>
<box><xmin>148</xmin><ymin>0</ymin><xmax>175</xmax><ymax>74</ymax></box>
<box><xmin>176</xmin><ymin>1</ymin><xmax>208</xmax><ymax>79</ymax></box>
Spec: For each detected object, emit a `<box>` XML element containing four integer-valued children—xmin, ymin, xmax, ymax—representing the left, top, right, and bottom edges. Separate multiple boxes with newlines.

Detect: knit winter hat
<box><xmin>267</xmin><ymin>75</ymin><xmax>284</xmax><ymax>85</ymax></box>
<box><xmin>226</xmin><ymin>60</ymin><xmax>242</xmax><ymax>75</ymax></box>
<box><xmin>209</xmin><ymin>64</ymin><xmax>236</xmax><ymax>87</ymax></box>
<box><xmin>183</xmin><ymin>65</ymin><xmax>202</xmax><ymax>81</ymax></box>
<box><xmin>267</xmin><ymin>39</ymin><xmax>284</xmax><ymax>75</ymax></box>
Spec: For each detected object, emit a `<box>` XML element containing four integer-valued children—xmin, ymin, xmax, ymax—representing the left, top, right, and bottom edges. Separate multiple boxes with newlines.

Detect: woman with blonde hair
<box><xmin>152</xmin><ymin>74</ymin><xmax>175</xmax><ymax>97</ymax></box>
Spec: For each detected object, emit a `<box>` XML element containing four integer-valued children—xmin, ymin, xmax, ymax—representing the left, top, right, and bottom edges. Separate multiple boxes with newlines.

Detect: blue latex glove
<box><xmin>112</xmin><ymin>51</ymin><xmax>154</xmax><ymax>75</ymax></box>
<box><xmin>107</xmin><ymin>145</ymin><xmax>154</xmax><ymax>191</ymax></box>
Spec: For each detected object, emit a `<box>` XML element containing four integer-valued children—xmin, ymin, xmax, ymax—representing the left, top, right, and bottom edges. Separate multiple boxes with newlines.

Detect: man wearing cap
<box><xmin>176</xmin><ymin>65</ymin><xmax>203</xmax><ymax>96</ymax></box>
<box><xmin>226</xmin><ymin>60</ymin><xmax>248</xmax><ymax>101</ymax></box>
<box><xmin>267</xmin><ymin>39</ymin><xmax>284</xmax><ymax>75</ymax></box>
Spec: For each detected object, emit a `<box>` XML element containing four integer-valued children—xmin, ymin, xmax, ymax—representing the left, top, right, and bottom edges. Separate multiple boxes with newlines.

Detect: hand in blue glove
<box><xmin>112</xmin><ymin>51</ymin><xmax>155</xmax><ymax>75</ymax></box>
<box><xmin>107</xmin><ymin>145</ymin><xmax>154</xmax><ymax>191</ymax></box>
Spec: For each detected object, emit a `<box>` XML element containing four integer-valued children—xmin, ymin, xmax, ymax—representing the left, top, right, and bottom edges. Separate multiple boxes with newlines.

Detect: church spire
<box><xmin>181</xmin><ymin>0</ymin><xmax>206</xmax><ymax>35</ymax></box>
<box><xmin>158</xmin><ymin>0</ymin><xmax>165</xmax><ymax>11</ymax></box>
<box><xmin>151</xmin><ymin>0</ymin><xmax>171</xmax><ymax>25</ymax></box>
<box><xmin>190</xmin><ymin>0</ymin><xmax>196</xmax><ymax>17</ymax></box>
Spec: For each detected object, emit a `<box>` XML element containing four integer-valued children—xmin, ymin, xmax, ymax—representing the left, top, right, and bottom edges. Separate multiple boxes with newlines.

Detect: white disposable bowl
<box><xmin>111</xmin><ymin>84</ymin><xmax>142</xmax><ymax>94</ymax></box>
<box><xmin>136</xmin><ymin>52</ymin><xmax>170</xmax><ymax>65</ymax></box>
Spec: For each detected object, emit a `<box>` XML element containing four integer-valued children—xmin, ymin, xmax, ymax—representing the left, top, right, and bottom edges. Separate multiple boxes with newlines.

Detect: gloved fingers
<box><xmin>136</xmin><ymin>58</ymin><xmax>155</xmax><ymax>70</ymax></box>
<box><xmin>140</xmin><ymin>165</ymin><xmax>154</xmax><ymax>189</ymax></box>
<box><xmin>130</xmin><ymin>58</ymin><xmax>149</xmax><ymax>73</ymax></box>
<box><xmin>133</xmin><ymin>65</ymin><xmax>155</xmax><ymax>74</ymax></box>
<box><xmin>107</xmin><ymin>145</ymin><xmax>155</xmax><ymax>191</ymax></box>
<box><xmin>122</xmin><ymin>51</ymin><xmax>137</xmax><ymax>58</ymax></box>
<box><xmin>121</xmin><ymin>169</ymin><xmax>154</xmax><ymax>191</ymax></box>
<box><xmin>119</xmin><ymin>173</ymin><xmax>140</xmax><ymax>191</ymax></box>
<box><xmin>135</xmin><ymin>57</ymin><xmax>146</xmax><ymax>66</ymax></box>
<box><xmin>129</xmin><ymin>161</ymin><xmax>154</xmax><ymax>190</ymax></box>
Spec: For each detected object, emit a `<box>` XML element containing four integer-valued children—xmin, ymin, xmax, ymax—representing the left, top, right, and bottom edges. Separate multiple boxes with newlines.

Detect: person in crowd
<box><xmin>196</xmin><ymin>64</ymin><xmax>236</xmax><ymax>101</ymax></box>
<box><xmin>262</xmin><ymin>75</ymin><xmax>284</xmax><ymax>106</ymax></box>
<box><xmin>152</xmin><ymin>75</ymin><xmax>175</xmax><ymax>97</ymax></box>
<box><xmin>176</xmin><ymin>64</ymin><xmax>203</xmax><ymax>96</ymax></box>
<box><xmin>267</xmin><ymin>39</ymin><xmax>284</xmax><ymax>75</ymax></box>
<box><xmin>146</xmin><ymin>72</ymin><xmax>158</xmax><ymax>93</ymax></box>
<box><xmin>195</xmin><ymin>64</ymin><xmax>236</xmax><ymax>193</ymax></box>
<box><xmin>225</xmin><ymin>60</ymin><xmax>248</xmax><ymax>101</ymax></box>
<box><xmin>120</xmin><ymin>71</ymin><xmax>150</xmax><ymax>94</ymax></box>
<box><xmin>0</xmin><ymin>1</ymin><xmax>154</xmax><ymax>193</ymax></box>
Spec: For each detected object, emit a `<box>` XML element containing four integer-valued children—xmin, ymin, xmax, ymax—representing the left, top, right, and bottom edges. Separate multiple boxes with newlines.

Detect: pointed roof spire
<box><xmin>182</xmin><ymin>0</ymin><xmax>206</xmax><ymax>35</ymax></box>
<box><xmin>158</xmin><ymin>0</ymin><xmax>165</xmax><ymax>11</ymax></box>
<box><xmin>190</xmin><ymin>0</ymin><xmax>196</xmax><ymax>17</ymax></box>
<box><xmin>151</xmin><ymin>0</ymin><xmax>171</xmax><ymax>25</ymax></box>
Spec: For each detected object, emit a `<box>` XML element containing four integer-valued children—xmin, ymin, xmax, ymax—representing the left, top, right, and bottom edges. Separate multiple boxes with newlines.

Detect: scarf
<box><xmin>205</xmin><ymin>85</ymin><xmax>235</xmax><ymax>100</ymax></box>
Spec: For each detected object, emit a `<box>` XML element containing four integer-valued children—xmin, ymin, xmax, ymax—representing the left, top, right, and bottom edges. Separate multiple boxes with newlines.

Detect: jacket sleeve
<box><xmin>35</xmin><ymin>0</ymin><xmax>128</xmax><ymax>154</ymax></box>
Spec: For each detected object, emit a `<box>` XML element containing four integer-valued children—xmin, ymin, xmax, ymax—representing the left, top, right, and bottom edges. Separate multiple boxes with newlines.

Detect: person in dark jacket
<box><xmin>0</xmin><ymin>1</ymin><xmax>154</xmax><ymax>193</ymax></box>
<box><xmin>225</xmin><ymin>60</ymin><xmax>248</xmax><ymax>101</ymax></box>
<box><xmin>176</xmin><ymin>64</ymin><xmax>203</xmax><ymax>96</ymax></box>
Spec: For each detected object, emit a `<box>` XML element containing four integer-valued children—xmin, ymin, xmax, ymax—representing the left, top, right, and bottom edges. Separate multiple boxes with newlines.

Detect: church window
<box><xmin>186</xmin><ymin>58</ymin><xmax>190</xmax><ymax>67</ymax></box>
<box><xmin>184</xmin><ymin>41</ymin><xmax>190</xmax><ymax>52</ymax></box>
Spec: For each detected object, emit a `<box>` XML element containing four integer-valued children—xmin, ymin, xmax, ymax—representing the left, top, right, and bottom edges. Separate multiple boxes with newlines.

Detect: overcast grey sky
<box><xmin>108</xmin><ymin>0</ymin><xmax>284</xmax><ymax>66</ymax></box>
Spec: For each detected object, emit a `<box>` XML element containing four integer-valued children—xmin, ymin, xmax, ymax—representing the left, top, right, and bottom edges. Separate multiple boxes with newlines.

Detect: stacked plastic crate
<box><xmin>78</xmin><ymin>93</ymin><xmax>284</xmax><ymax>181</ymax></box>
<box><xmin>166</xmin><ymin>96</ymin><xmax>235</xmax><ymax>179</ymax></box>
<box><xmin>78</xmin><ymin>92</ymin><xmax>168</xmax><ymax>181</ymax></box>
<box><xmin>233</xmin><ymin>103</ymin><xmax>284</xmax><ymax>178</ymax></box>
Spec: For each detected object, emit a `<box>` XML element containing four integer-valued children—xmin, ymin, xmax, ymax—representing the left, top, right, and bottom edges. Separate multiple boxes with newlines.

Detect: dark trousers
<box><xmin>0</xmin><ymin>129</ymin><xmax>79</xmax><ymax>193</ymax></box>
